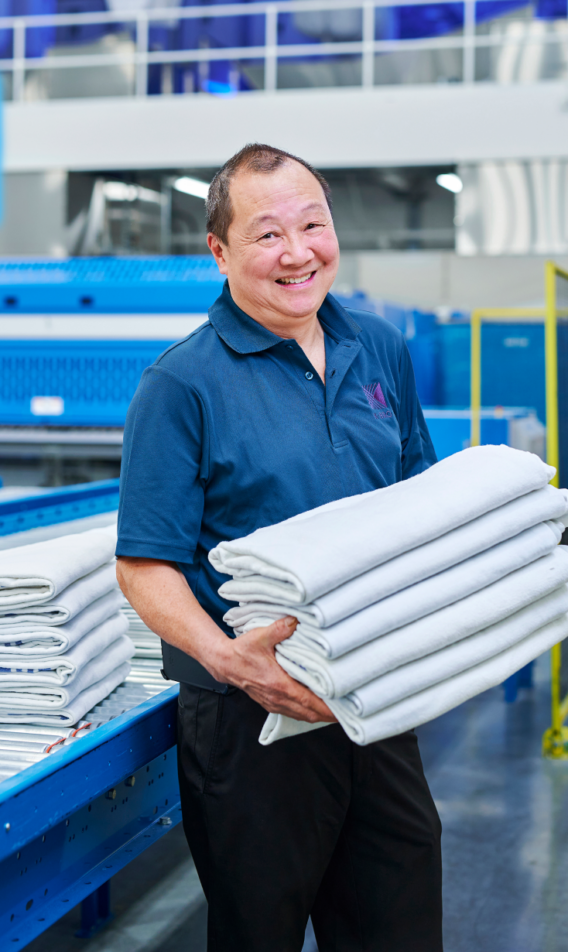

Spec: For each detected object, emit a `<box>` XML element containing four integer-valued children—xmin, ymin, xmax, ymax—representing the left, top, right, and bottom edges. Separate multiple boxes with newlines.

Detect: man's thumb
<box><xmin>265</xmin><ymin>615</ymin><xmax>298</xmax><ymax>646</ymax></box>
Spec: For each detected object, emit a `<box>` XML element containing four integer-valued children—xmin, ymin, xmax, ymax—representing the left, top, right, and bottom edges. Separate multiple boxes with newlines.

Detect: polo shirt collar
<box><xmin>208</xmin><ymin>280</ymin><xmax>361</xmax><ymax>355</ymax></box>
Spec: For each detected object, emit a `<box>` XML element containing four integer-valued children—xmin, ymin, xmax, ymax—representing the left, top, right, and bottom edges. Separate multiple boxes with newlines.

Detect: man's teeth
<box><xmin>278</xmin><ymin>273</ymin><xmax>313</xmax><ymax>285</ymax></box>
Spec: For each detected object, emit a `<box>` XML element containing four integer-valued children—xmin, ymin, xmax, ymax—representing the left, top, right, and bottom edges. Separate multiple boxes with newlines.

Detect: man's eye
<box><xmin>260</xmin><ymin>232</ymin><xmax>275</xmax><ymax>240</ymax></box>
<box><xmin>306</xmin><ymin>222</ymin><xmax>323</xmax><ymax>230</ymax></box>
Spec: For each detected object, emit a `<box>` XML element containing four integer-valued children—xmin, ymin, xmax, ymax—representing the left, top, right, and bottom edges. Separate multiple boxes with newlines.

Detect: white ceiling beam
<box><xmin>5</xmin><ymin>82</ymin><xmax>568</xmax><ymax>173</ymax></box>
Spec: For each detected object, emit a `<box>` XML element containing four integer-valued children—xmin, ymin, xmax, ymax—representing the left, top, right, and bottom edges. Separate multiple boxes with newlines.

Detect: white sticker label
<box><xmin>30</xmin><ymin>396</ymin><xmax>65</xmax><ymax>416</ymax></box>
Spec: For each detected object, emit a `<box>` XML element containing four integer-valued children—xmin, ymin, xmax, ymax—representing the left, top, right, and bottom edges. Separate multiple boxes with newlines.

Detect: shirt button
<box><xmin>286</xmin><ymin>344</ymin><xmax>294</xmax><ymax>349</ymax></box>
<box><xmin>305</xmin><ymin>371</ymin><xmax>314</xmax><ymax>380</ymax></box>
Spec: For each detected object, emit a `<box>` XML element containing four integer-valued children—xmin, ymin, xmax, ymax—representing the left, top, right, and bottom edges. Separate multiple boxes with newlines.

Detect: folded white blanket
<box><xmin>0</xmin><ymin>662</ymin><xmax>131</xmax><ymax>726</ymax></box>
<box><xmin>260</xmin><ymin>614</ymin><xmax>568</xmax><ymax>746</ymax></box>
<box><xmin>0</xmin><ymin>634</ymin><xmax>134</xmax><ymax>708</ymax></box>
<box><xmin>220</xmin><ymin>485</ymin><xmax>568</xmax><ymax>619</ymax></box>
<box><xmin>0</xmin><ymin>612</ymin><xmax>128</xmax><ymax>682</ymax></box>
<box><xmin>275</xmin><ymin>548</ymin><xmax>568</xmax><ymax>698</ymax></box>
<box><xmin>226</xmin><ymin>520</ymin><xmax>564</xmax><ymax>657</ymax></box>
<box><xmin>121</xmin><ymin>602</ymin><xmax>162</xmax><ymax>659</ymax></box>
<box><xmin>342</xmin><ymin>584</ymin><xmax>568</xmax><ymax>717</ymax></box>
<box><xmin>0</xmin><ymin>526</ymin><xmax>117</xmax><ymax>609</ymax></box>
<box><xmin>0</xmin><ymin>562</ymin><xmax>118</xmax><ymax>628</ymax></box>
<box><xmin>210</xmin><ymin>446</ymin><xmax>555</xmax><ymax>604</ymax></box>
<box><xmin>0</xmin><ymin>589</ymin><xmax>125</xmax><ymax>655</ymax></box>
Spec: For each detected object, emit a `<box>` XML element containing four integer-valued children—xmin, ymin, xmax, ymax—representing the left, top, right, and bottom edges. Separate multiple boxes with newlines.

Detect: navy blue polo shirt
<box><xmin>116</xmin><ymin>282</ymin><xmax>436</xmax><ymax>631</ymax></box>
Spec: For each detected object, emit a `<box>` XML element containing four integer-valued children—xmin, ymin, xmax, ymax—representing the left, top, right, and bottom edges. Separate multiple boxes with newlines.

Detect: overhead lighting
<box><xmin>436</xmin><ymin>173</ymin><xmax>463</xmax><ymax>194</ymax></box>
<box><xmin>174</xmin><ymin>176</ymin><xmax>210</xmax><ymax>200</ymax></box>
<box><xmin>102</xmin><ymin>181</ymin><xmax>163</xmax><ymax>204</ymax></box>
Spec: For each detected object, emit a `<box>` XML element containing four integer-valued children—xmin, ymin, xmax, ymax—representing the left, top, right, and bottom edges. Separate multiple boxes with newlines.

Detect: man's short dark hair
<box><xmin>206</xmin><ymin>143</ymin><xmax>332</xmax><ymax>245</ymax></box>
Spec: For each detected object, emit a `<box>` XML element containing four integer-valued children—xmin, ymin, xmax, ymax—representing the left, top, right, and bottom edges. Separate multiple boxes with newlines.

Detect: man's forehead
<box><xmin>230</xmin><ymin>162</ymin><xmax>325</xmax><ymax>205</ymax></box>
<box><xmin>231</xmin><ymin>164</ymin><xmax>325</xmax><ymax>211</ymax></box>
<box><xmin>247</xmin><ymin>199</ymin><xmax>327</xmax><ymax>229</ymax></box>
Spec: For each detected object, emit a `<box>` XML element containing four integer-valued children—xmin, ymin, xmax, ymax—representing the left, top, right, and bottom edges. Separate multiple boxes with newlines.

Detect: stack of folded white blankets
<box><xmin>210</xmin><ymin>445</ymin><xmax>568</xmax><ymax>746</ymax></box>
<box><xmin>0</xmin><ymin>526</ymin><xmax>134</xmax><ymax>726</ymax></box>
<box><xmin>121</xmin><ymin>599</ymin><xmax>162</xmax><ymax>659</ymax></box>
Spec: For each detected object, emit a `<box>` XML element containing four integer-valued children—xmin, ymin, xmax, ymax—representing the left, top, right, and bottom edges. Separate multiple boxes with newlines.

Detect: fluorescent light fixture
<box><xmin>102</xmin><ymin>181</ymin><xmax>163</xmax><ymax>204</ymax></box>
<box><xmin>174</xmin><ymin>176</ymin><xmax>210</xmax><ymax>200</ymax></box>
<box><xmin>436</xmin><ymin>173</ymin><xmax>463</xmax><ymax>194</ymax></box>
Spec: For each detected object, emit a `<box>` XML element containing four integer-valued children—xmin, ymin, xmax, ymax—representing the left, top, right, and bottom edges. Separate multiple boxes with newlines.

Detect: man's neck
<box><xmin>230</xmin><ymin>289</ymin><xmax>327</xmax><ymax>382</ymax></box>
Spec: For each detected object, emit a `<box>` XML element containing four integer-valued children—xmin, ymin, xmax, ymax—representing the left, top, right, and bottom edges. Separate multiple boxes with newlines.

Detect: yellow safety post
<box><xmin>470</xmin><ymin>310</ymin><xmax>481</xmax><ymax>448</ymax></box>
<box><xmin>545</xmin><ymin>261</ymin><xmax>560</xmax><ymax>487</ymax></box>
<box><xmin>543</xmin><ymin>261</ymin><xmax>568</xmax><ymax>758</ymax></box>
<box><xmin>467</xmin><ymin>271</ymin><xmax>568</xmax><ymax>757</ymax></box>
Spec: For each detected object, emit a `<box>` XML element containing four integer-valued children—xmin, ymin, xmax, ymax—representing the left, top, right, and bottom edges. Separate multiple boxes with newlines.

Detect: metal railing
<box><xmin>0</xmin><ymin>0</ymin><xmax>565</xmax><ymax>100</ymax></box>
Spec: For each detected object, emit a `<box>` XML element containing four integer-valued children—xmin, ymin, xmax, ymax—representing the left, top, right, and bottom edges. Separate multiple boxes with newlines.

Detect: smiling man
<box><xmin>116</xmin><ymin>144</ymin><xmax>442</xmax><ymax>952</ymax></box>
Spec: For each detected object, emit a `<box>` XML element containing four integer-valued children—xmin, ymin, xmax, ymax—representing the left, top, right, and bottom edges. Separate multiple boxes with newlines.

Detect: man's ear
<box><xmin>208</xmin><ymin>233</ymin><xmax>229</xmax><ymax>275</ymax></box>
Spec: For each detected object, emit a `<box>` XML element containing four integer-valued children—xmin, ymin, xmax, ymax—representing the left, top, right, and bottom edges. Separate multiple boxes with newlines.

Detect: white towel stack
<box><xmin>210</xmin><ymin>445</ymin><xmax>568</xmax><ymax>746</ymax></box>
<box><xmin>122</xmin><ymin>599</ymin><xmax>162</xmax><ymax>659</ymax></box>
<box><xmin>0</xmin><ymin>526</ymin><xmax>134</xmax><ymax>726</ymax></box>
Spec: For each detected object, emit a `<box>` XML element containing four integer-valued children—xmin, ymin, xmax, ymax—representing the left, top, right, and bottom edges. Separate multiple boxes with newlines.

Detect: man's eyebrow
<box><xmin>249</xmin><ymin>201</ymin><xmax>328</xmax><ymax>230</ymax></box>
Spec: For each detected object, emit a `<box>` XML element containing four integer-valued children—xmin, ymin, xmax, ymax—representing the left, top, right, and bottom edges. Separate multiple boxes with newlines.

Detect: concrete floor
<box><xmin>418</xmin><ymin>655</ymin><xmax>568</xmax><ymax>952</ymax></box>
<box><xmin>26</xmin><ymin>655</ymin><xmax>568</xmax><ymax>952</ymax></box>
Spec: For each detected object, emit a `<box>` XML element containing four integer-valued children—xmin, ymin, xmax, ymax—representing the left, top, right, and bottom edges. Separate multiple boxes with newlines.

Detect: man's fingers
<box><xmin>229</xmin><ymin>619</ymin><xmax>337</xmax><ymax>723</ymax></box>
<box><xmin>254</xmin><ymin>676</ymin><xmax>337</xmax><ymax>724</ymax></box>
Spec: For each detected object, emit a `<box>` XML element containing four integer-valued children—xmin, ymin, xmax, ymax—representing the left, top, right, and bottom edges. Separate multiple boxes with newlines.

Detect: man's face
<box><xmin>208</xmin><ymin>161</ymin><xmax>340</xmax><ymax>328</ymax></box>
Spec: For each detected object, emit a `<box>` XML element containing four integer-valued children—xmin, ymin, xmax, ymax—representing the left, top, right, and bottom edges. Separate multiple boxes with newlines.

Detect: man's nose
<box><xmin>279</xmin><ymin>235</ymin><xmax>315</xmax><ymax>268</ymax></box>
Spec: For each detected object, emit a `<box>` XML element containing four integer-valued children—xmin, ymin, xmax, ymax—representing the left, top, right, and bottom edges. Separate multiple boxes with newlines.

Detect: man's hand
<box><xmin>210</xmin><ymin>617</ymin><xmax>336</xmax><ymax>724</ymax></box>
<box><xmin>117</xmin><ymin>557</ymin><xmax>335</xmax><ymax>725</ymax></box>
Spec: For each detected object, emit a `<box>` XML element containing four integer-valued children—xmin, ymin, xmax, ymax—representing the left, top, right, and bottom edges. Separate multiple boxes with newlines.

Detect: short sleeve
<box><xmin>116</xmin><ymin>365</ymin><xmax>208</xmax><ymax>563</ymax></box>
<box><xmin>398</xmin><ymin>342</ymin><xmax>438</xmax><ymax>480</ymax></box>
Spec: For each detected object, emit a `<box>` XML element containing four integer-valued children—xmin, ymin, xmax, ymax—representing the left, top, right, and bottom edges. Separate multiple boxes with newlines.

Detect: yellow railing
<box><xmin>469</xmin><ymin>261</ymin><xmax>568</xmax><ymax>758</ymax></box>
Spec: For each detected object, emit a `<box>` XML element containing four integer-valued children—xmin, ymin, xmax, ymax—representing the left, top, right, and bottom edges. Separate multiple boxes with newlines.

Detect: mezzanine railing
<box><xmin>0</xmin><ymin>0</ymin><xmax>566</xmax><ymax>100</ymax></box>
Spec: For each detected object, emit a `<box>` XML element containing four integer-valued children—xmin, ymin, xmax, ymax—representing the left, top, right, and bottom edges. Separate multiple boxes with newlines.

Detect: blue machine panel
<box><xmin>0</xmin><ymin>256</ymin><xmax>224</xmax><ymax>314</ymax></box>
<box><xmin>0</xmin><ymin>340</ymin><xmax>175</xmax><ymax>426</ymax></box>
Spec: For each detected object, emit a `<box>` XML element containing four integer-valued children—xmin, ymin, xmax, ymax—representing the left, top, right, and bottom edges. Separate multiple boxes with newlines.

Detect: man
<box><xmin>116</xmin><ymin>143</ymin><xmax>442</xmax><ymax>952</ymax></box>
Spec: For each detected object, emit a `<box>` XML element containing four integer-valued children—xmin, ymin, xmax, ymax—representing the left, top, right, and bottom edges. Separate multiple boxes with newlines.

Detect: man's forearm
<box><xmin>116</xmin><ymin>557</ymin><xmax>232</xmax><ymax>681</ymax></box>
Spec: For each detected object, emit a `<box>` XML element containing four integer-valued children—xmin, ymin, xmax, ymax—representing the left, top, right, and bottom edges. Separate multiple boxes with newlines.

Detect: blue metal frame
<box><xmin>0</xmin><ymin>479</ymin><xmax>120</xmax><ymax>537</ymax></box>
<box><xmin>0</xmin><ymin>484</ymin><xmax>184</xmax><ymax>948</ymax></box>
<box><xmin>0</xmin><ymin>685</ymin><xmax>181</xmax><ymax>949</ymax></box>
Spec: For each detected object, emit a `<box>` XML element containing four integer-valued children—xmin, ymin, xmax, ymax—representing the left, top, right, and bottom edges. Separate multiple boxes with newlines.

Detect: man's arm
<box><xmin>116</xmin><ymin>557</ymin><xmax>336</xmax><ymax>724</ymax></box>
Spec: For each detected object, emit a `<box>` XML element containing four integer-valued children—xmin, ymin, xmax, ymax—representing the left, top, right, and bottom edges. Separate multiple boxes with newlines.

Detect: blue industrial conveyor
<box><xmin>0</xmin><ymin>486</ymin><xmax>182</xmax><ymax>948</ymax></box>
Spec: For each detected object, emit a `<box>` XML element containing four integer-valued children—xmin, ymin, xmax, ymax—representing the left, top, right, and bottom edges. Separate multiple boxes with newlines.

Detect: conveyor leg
<box><xmin>518</xmin><ymin>661</ymin><xmax>534</xmax><ymax>689</ymax></box>
<box><xmin>503</xmin><ymin>673</ymin><xmax>519</xmax><ymax>703</ymax></box>
<box><xmin>76</xmin><ymin>880</ymin><xmax>112</xmax><ymax>938</ymax></box>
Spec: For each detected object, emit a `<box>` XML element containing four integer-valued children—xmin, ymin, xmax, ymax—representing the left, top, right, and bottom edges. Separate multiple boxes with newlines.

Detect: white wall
<box><xmin>0</xmin><ymin>171</ymin><xmax>67</xmax><ymax>256</ymax></box>
<box><xmin>5</xmin><ymin>81</ymin><xmax>568</xmax><ymax>173</ymax></box>
<box><xmin>336</xmin><ymin>251</ymin><xmax>568</xmax><ymax>309</ymax></box>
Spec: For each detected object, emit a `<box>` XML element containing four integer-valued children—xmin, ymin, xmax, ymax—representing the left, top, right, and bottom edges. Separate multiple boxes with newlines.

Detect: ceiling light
<box><xmin>436</xmin><ymin>173</ymin><xmax>463</xmax><ymax>194</ymax></box>
<box><xmin>103</xmin><ymin>181</ymin><xmax>138</xmax><ymax>202</ymax></box>
<box><xmin>174</xmin><ymin>176</ymin><xmax>210</xmax><ymax>200</ymax></box>
<box><xmin>102</xmin><ymin>181</ymin><xmax>163</xmax><ymax>204</ymax></box>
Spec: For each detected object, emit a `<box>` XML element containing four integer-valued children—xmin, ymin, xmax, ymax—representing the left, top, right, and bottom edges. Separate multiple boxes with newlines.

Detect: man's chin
<box><xmin>272</xmin><ymin>287</ymin><xmax>330</xmax><ymax>319</ymax></box>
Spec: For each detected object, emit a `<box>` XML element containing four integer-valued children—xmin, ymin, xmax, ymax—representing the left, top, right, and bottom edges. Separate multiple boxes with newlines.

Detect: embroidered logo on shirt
<box><xmin>363</xmin><ymin>382</ymin><xmax>392</xmax><ymax>420</ymax></box>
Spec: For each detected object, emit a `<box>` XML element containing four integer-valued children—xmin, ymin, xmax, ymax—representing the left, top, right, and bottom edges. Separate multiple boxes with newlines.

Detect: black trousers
<box><xmin>177</xmin><ymin>684</ymin><xmax>443</xmax><ymax>952</ymax></box>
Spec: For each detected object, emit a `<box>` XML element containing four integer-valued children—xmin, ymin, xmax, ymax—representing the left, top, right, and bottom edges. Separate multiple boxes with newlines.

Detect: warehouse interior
<box><xmin>0</xmin><ymin>0</ymin><xmax>568</xmax><ymax>949</ymax></box>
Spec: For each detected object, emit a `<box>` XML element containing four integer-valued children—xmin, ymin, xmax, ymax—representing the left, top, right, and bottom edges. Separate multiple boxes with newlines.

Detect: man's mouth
<box><xmin>276</xmin><ymin>272</ymin><xmax>315</xmax><ymax>286</ymax></box>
